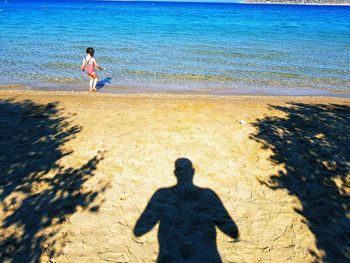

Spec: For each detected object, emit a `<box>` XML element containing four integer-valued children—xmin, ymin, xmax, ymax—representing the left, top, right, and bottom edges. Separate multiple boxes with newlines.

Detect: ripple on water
<box><xmin>192</xmin><ymin>49</ymin><xmax>287</xmax><ymax>61</ymax></box>
<box><xmin>124</xmin><ymin>70</ymin><xmax>239</xmax><ymax>82</ymax></box>
<box><xmin>41</xmin><ymin>62</ymin><xmax>79</xmax><ymax>70</ymax></box>
<box><xmin>99</xmin><ymin>56</ymin><xmax>125</xmax><ymax>64</ymax></box>
<box><xmin>45</xmin><ymin>77</ymin><xmax>82</xmax><ymax>83</ymax></box>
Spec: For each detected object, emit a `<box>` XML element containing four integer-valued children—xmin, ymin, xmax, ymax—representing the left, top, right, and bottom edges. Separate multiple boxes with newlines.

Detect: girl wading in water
<box><xmin>81</xmin><ymin>47</ymin><xmax>103</xmax><ymax>91</ymax></box>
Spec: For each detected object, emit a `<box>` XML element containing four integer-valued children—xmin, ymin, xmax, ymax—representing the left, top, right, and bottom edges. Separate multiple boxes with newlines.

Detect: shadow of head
<box><xmin>174</xmin><ymin>158</ymin><xmax>195</xmax><ymax>185</ymax></box>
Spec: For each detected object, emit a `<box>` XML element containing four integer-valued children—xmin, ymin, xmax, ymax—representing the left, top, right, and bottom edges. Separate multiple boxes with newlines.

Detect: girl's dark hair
<box><xmin>86</xmin><ymin>47</ymin><xmax>94</xmax><ymax>57</ymax></box>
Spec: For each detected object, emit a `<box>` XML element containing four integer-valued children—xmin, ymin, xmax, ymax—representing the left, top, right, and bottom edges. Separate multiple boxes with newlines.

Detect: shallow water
<box><xmin>1</xmin><ymin>1</ymin><xmax>350</xmax><ymax>96</ymax></box>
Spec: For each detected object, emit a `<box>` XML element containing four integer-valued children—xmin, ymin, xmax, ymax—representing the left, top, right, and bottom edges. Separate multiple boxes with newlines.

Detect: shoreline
<box><xmin>1</xmin><ymin>84</ymin><xmax>350</xmax><ymax>99</ymax></box>
<box><xmin>1</xmin><ymin>89</ymin><xmax>350</xmax><ymax>102</ymax></box>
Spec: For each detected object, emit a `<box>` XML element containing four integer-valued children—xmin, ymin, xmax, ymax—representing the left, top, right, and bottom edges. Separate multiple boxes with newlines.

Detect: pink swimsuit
<box><xmin>85</xmin><ymin>58</ymin><xmax>95</xmax><ymax>76</ymax></box>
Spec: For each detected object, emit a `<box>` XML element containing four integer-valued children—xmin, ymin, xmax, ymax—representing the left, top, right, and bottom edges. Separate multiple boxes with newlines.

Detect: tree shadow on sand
<box><xmin>0</xmin><ymin>99</ymin><xmax>109</xmax><ymax>262</ymax></box>
<box><xmin>251</xmin><ymin>103</ymin><xmax>350</xmax><ymax>262</ymax></box>
<box><xmin>134</xmin><ymin>158</ymin><xmax>239</xmax><ymax>263</ymax></box>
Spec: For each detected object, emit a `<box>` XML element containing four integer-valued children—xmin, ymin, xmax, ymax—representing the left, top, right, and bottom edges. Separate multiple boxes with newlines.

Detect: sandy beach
<box><xmin>0</xmin><ymin>90</ymin><xmax>349</xmax><ymax>262</ymax></box>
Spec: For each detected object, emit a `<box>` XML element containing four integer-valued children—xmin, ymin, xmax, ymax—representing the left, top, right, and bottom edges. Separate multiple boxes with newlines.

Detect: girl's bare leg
<box><xmin>92</xmin><ymin>77</ymin><xmax>98</xmax><ymax>91</ymax></box>
<box><xmin>89</xmin><ymin>76</ymin><xmax>93</xmax><ymax>91</ymax></box>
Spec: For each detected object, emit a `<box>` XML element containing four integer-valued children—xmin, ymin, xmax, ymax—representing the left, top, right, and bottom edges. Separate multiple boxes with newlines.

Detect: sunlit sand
<box><xmin>0</xmin><ymin>90</ymin><xmax>349</xmax><ymax>262</ymax></box>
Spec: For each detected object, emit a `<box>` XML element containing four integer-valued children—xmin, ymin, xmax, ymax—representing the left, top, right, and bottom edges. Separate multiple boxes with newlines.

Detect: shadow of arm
<box><xmin>216</xmin><ymin>214</ymin><xmax>239</xmax><ymax>239</ymax></box>
<box><xmin>134</xmin><ymin>192</ymin><xmax>161</xmax><ymax>237</ymax></box>
<box><xmin>211</xmin><ymin>191</ymin><xmax>239</xmax><ymax>239</ymax></box>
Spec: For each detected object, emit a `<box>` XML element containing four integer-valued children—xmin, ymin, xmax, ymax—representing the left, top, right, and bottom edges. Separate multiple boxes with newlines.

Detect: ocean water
<box><xmin>0</xmin><ymin>1</ymin><xmax>350</xmax><ymax>96</ymax></box>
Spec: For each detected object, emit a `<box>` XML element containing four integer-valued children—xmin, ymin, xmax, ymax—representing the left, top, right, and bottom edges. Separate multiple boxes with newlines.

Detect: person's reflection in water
<box><xmin>134</xmin><ymin>158</ymin><xmax>239</xmax><ymax>263</ymax></box>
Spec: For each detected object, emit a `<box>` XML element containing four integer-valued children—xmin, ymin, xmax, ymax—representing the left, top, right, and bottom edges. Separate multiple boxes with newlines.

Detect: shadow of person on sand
<box><xmin>134</xmin><ymin>158</ymin><xmax>239</xmax><ymax>263</ymax></box>
<box><xmin>0</xmin><ymin>99</ymin><xmax>109</xmax><ymax>262</ymax></box>
<box><xmin>251</xmin><ymin>103</ymin><xmax>350</xmax><ymax>262</ymax></box>
<box><xmin>96</xmin><ymin>77</ymin><xmax>112</xmax><ymax>90</ymax></box>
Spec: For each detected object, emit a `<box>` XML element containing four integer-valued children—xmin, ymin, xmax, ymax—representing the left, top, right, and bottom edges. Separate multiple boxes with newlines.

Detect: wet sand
<box><xmin>0</xmin><ymin>90</ymin><xmax>349</xmax><ymax>262</ymax></box>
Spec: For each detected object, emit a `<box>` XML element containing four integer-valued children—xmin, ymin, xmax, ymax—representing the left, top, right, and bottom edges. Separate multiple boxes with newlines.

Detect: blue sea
<box><xmin>1</xmin><ymin>1</ymin><xmax>350</xmax><ymax>96</ymax></box>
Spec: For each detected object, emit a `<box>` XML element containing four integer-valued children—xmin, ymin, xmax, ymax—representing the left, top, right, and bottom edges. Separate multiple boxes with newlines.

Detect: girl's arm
<box><xmin>81</xmin><ymin>59</ymin><xmax>86</xmax><ymax>71</ymax></box>
<box><xmin>93</xmin><ymin>59</ymin><xmax>103</xmax><ymax>70</ymax></box>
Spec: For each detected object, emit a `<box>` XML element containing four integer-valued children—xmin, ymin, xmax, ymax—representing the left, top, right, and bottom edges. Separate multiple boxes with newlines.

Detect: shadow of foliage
<box><xmin>251</xmin><ymin>103</ymin><xmax>350</xmax><ymax>262</ymax></box>
<box><xmin>0</xmin><ymin>99</ymin><xmax>108</xmax><ymax>262</ymax></box>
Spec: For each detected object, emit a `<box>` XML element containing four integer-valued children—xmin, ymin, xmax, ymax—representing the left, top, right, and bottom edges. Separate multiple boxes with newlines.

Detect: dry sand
<box><xmin>0</xmin><ymin>90</ymin><xmax>349</xmax><ymax>262</ymax></box>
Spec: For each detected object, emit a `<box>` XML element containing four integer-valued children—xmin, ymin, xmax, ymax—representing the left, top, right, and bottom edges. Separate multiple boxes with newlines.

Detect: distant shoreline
<box><xmin>71</xmin><ymin>1</ymin><xmax>350</xmax><ymax>6</ymax></box>
<box><xmin>243</xmin><ymin>1</ymin><xmax>350</xmax><ymax>5</ymax></box>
